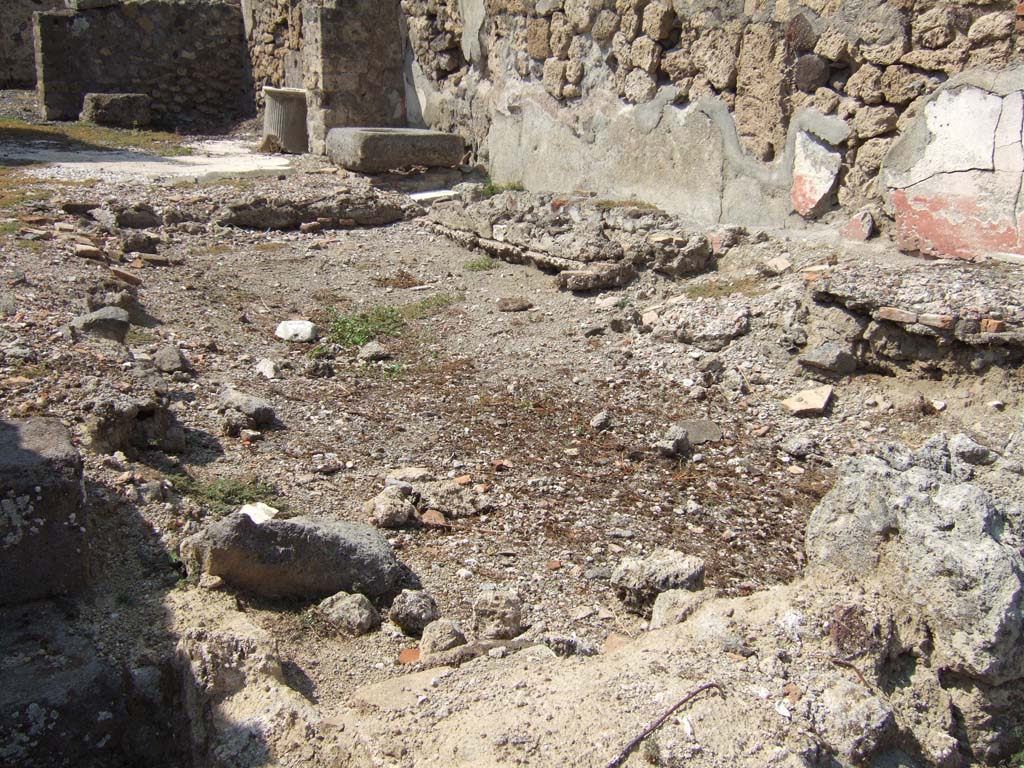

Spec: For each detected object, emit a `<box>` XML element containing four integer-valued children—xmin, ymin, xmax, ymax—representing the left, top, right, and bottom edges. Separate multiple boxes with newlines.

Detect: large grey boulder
<box><xmin>326</xmin><ymin>127</ymin><xmax>464</xmax><ymax>173</ymax></box>
<box><xmin>806</xmin><ymin>438</ymin><xmax>1024</xmax><ymax>686</ymax></box>
<box><xmin>181</xmin><ymin>514</ymin><xmax>405</xmax><ymax>600</ymax></box>
<box><xmin>0</xmin><ymin>419</ymin><xmax>87</xmax><ymax>606</ymax></box>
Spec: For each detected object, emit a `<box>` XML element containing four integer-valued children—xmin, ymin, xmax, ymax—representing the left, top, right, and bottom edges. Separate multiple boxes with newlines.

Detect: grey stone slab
<box><xmin>327</xmin><ymin>127</ymin><xmax>464</xmax><ymax>173</ymax></box>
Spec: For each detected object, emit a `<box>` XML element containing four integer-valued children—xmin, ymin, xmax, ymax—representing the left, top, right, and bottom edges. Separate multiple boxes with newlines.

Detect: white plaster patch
<box><xmin>994</xmin><ymin>91</ymin><xmax>1024</xmax><ymax>148</ymax></box>
<box><xmin>889</xmin><ymin>87</ymin><xmax>1003</xmax><ymax>188</ymax></box>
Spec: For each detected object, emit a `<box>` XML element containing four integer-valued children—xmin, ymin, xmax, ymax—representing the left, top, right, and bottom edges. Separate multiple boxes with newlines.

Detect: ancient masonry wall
<box><xmin>244</xmin><ymin>0</ymin><xmax>407</xmax><ymax>153</ymax></box>
<box><xmin>0</xmin><ymin>0</ymin><xmax>64</xmax><ymax>88</ymax></box>
<box><xmin>34</xmin><ymin>0</ymin><xmax>254</xmax><ymax>126</ymax></box>
<box><xmin>400</xmin><ymin>0</ymin><xmax>1019</xmax><ymax>227</ymax></box>
<box><xmin>243</xmin><ymin>0</ymin><xmax>305</xmax><ymax>102</ymax></box>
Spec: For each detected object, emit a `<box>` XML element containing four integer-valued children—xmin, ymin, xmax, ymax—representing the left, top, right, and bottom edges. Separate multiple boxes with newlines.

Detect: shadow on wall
<box><xmin>0</xmin><ymin>418</ymin><xmax>268</xmax><ymax>767</ymax></box>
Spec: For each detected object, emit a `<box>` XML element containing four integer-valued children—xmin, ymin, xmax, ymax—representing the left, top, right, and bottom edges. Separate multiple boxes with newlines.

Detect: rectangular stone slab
<box><xmin>0</xmin><ymin>418</ymin><xmax>86</xmax><ymax>606</ymax></box>
<box><xmin>326</xmin><ymin>128</ymin><xmax>464</xmax><ymax>173</ymax></box>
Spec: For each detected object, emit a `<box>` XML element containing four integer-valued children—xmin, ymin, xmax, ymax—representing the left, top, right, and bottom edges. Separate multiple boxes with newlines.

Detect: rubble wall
<box><xmin>243</xmin><ymin>0</ymin><xmax>305</xmax><ymax>104</ymax></box>
<box><xmin>0</xmin><ymin>0</ymin><xmax>64</xmax><ymax>88</ymax></box>
<box><xmin>244</xmin><ymin>0</ymin><xmax>407</xmax><ymax>154</ymax></box>
<box><xmin>401</xmin><ymin>0</ymin><xmax>1020</xmax><ymax>227</ymax></box>
<box><xmin>34</xmin><ymin>0</ymin><xmax>254</xmax><ymax>127</ymax></box>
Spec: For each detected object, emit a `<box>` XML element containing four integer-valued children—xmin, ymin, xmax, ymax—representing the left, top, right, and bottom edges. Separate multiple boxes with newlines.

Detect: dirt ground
<box><xmin>2</xmin><ymin>93</ymin><xmax>1022</xmax><ymax>716</ymax></box>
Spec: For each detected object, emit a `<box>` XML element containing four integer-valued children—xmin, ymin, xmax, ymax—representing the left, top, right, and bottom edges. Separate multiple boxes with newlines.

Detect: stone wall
<box><xmin>305</xmin><ymin>0</ymin><xmax>407</xmax><ymax>153</ymax></box>
<box><xmin>34</xmin><ymin>0</ymin><xmax>254</xmax><ymax>127</ymax></box>
<box><xmin>243</xmin><ymin>0</ymin><xmax>305</xmax><ymax>100</ymax></box>
<box><xmin>881</xmin><ymin>68</ymin><xmax>1024</xmax><ymax>259</ymax></box>
<box><xmin>0</xmin><ymin>0</ymin><xmax>64</xmax><ymax>88</ymax></box>
<box><xmin>244</xmin><ymin>0</ymin><xmax>408</xmax><ymax>153</ymax></box>
<box><xmin>401</xmin><ymin>0</ymin><xmax>1020</xmax><ymax>228</ymax></box>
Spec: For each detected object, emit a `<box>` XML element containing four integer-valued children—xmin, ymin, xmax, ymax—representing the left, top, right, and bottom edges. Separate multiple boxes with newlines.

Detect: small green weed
<box><xmin>298</xmin><ymin>607</ymin><xmax>332</xmax><ymax>636</ymax></box>
<box><xmin>593</xmin><ymin>198</ymin><xmax>662</xmax><ymax>212</ymax></box>
<box><xmin>378</xmin><ymin>363</ymin><xmax>405</xmax><ymax>380</ymax></box>
<box><xmin>172</xmin><ymin>473</ymin><xmax>283</xmax><ymax>516</ymax></box>
<box><xmin>400</xmin><ymin>292</ymin><xmax>462</xmax><ymax>320</ymax></box>
<box><xmin>325</xmin><ymin>305</ymin><xmax>405</xmax><ymax>348</ymax></box>
<box><xmin>464</xmin><ymin>255</ymin><xmax>498</xmax><ymax>272</ymax></box>
<box><xmin>482</xmin><ymin>179</ymin><xmax>525</xmax><ymax>198</ymax></box>
<box><xmin>642</xmin><ymin>735</ymin><xmax>662</xmax><ymax>765</ymax></box>
<box><xmin>682</xmin><ymin>275</ymin><xmax>765</xmax><ymax>300</ymax></box>
<box><xmin>322</xmin><ymin>294</ymin><xmax>461</xmax><ymax>351</ymax></box>
<box><xmin>125</xmin><ymin>327</ymin><xmax>158</xmax><ymax>345</ymax></box>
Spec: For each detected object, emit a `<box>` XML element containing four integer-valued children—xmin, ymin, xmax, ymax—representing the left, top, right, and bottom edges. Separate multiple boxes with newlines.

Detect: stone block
<box><xmin>326</xmin><ymin>128</ymin><xmax>464</xmax><ymax>174</ymax></box>
<box><xmin>611</xmin><ymin>548</ymin><xmax>705</xmax><ymax>615</ymax></box>
<box><xmin>543</xmin><ymin>58</ymin><xmax>568</xmax><ymax>98</ymax></box>
<box><xmin>791</xmin><ymin>131</ymin><xmax>841</xmax><ymax>218</ymax></box>
<box><xmin>852</xmin><ymin>105</ymin><xmax>897</xmax><ymax>139</ymax></box>
<box><xmin>180</xmin><ymin>513</ymin><xmax>405</xmax><ymax>600</ymax></box>
<box><xmin>842</xmin><ymin>210</ymin><xmax>875</xmax><ymax>241</ymax></box>
<box><xmin>781</xmin><ymin>385</ymin><xmax>833</xmax><ymax>416</ymax></box>
<box><xmin>81</xmin><ymin>93</ymin><xmax>152</xmax><ymax>128</ymax></box>
<box><xmin>876</xmin><ymin>307</ymin><xmax>917</xmax><ymax>324</ymax></box>
<box><xmin>641</xmin><ymin>2</ymin><xmax>673</xmax><ymax>41</ymax></box>
<box><xmin>630</xmin><ymin>35</ymin><xmax>660</xmax><ymax>74</ymax></box>
<box><xmin>527</xmin><ymin>17</ymin><xmax>551</xmax><ymax>59</ymax></box>
<box><xmin>592</xmin><ymin>9</ymin><xmax>619</xmax><ymax>45</ymax></box>
<box><xmin>793</xmin><ymin>54</ymin><xmax>829</xmax><ymax>93</ymax></box>
<box><xmin>0</xmin><ymin>419</ymin><xmax>86</xmax><ymax>606</ymax></box>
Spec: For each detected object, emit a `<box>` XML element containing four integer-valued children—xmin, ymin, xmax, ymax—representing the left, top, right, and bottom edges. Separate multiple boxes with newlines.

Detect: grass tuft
<box><xmin>482</xmin><ymin>180</ymin><xmax>525</xmax><ymax>198</ymax></box>
<box><xmin>464</xmin><ymin>255</ymin><xmax>498</xmax><ymax>272</ymax></box>
<box><xmin>0</xmin><ymin>117</ymin><xmax>192</xmax><ymax>158</ymax></box>
<box><xmin>325</xmin><ymin>306</ymin><xmax>405</xmax><ymax>348</ymax></box>
<box><xmin>682</xmin><ymin>275</ymin><xmax>765</xmax><ymax>300</ymax></box>
<box><xmin>593</xmin><ymin>198</ymin><xmax>662</xmax><ymax>212</ymax></box>
<box><xmin>321</xmin><ymin>294</ymin><xmax>462</xmax><ymax>350</ymax></box>
<box><xmin>400</xmin><ymin>292</ymin><xmax>462</xmax><ymax>320</ymax></box>
<box><xmin>172</xmin><ymin>473</ymin><xmax>284</xmax><ymax>517</ymax></box>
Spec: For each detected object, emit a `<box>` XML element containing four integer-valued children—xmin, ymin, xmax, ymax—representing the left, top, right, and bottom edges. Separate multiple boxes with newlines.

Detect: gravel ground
<box><xmin>2</xmin><ymin>107</ymin><xmax>1022</xmax><ymax>706</ymax></box>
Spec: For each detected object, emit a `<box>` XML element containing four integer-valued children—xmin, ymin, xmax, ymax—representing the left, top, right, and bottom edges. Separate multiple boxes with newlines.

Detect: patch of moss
<box><xmin>0</xmin><ymin>118</ymin><xmax>192</xmax><ymax>158</ymax></box>
<box><xmin>464</xmin><ymin>255</ymin><xmax>498</xmax><ymax>272</ymax></box>
<box><xmin>172</xmin><ymin>473</ymin><xmax>284</xmax><ymax>517</ymax></box>
<box><xmin>682</xmin><ymin>275</ymin><xmax>765</xmax><ymax>299</ymax></box>
<box><xmin>482</xmin><ymin>180</ymin><xmax>525</xmax><ymax>198</ymax></box>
